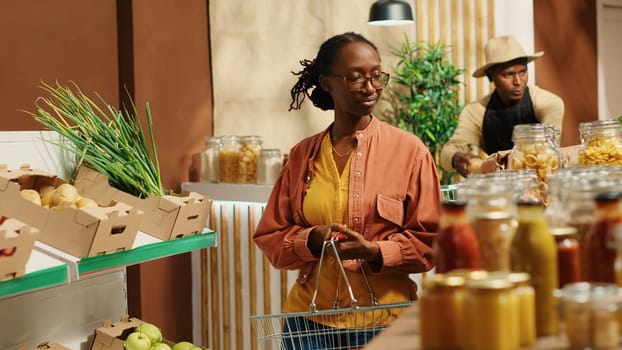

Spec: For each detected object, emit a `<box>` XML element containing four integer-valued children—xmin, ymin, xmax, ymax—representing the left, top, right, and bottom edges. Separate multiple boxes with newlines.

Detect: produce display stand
<box><xmin>0</xmin><ymin>131</ymin><xmax>217</xmax><ymax>349</ymax></box>
<box><xmin>0</xmin><ymin>230</ymin><xmax>216</xmax><ymax>349</ymax></box>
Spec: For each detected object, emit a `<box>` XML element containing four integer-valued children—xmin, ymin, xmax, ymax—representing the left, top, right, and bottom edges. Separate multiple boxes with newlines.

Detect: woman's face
<box><xmin>320</xmin><ymin>42</ymin><xmax>384</xmax><ymax>117</ymax></box>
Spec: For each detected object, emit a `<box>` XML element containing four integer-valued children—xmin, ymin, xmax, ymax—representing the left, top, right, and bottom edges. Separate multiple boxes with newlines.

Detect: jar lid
<box><xmin>446</xmin><ymin>269</ymin><xmax>489</xmax><ymax>281</ymax></box>
<box><xmin>550</xmin><ymin>227</ymin><xmax>578</xmax><ymax>238</ymax></box>
<box><xmin>466</xmin><ymin>277</ymin><xmax>513</xmax><ymax>290</ymax></box>
<box><xmin>423</xmin><ymin>274</ymin><xmax>466</xmax><ymax>288</ymax></box>
<box><xmin>487</xmin><ymin>271</ymin><xmax>531</xmax><ymax>285</ymax></box>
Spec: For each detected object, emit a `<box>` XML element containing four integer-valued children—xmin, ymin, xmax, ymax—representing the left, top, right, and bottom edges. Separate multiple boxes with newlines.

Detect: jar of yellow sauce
<box><xmin>464</xmin><ymin>278</ymin><xmax>519</xmax><ymax>350</ymax></box>
<box><xmin>419</xmin><ymin>274</ymin><xmax>466</xmax><ymax>350</ymax></box>
<box><xmin>511</xmin><ymin>199</ymin><xmax>559</xmax><ymax>337</ymax></box>
<box><xmin>489</xmin><ymin>271</ymin><xmax>536</xmax><ymax>347</ymax></box>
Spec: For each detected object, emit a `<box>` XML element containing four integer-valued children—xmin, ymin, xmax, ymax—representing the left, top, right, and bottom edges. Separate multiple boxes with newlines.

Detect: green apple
<box><xmin>135</xmin><ymin>322</ymin><xmax>163</xmax><ymax>344</ymax></box>
<box><xmin>150</xmin><ymin>343</ymin><xmax>172</xmax><ymax>350</ymax></box>
<box><xmin>171</xmin><ymin>342</ymin><xmax>197</xmax><ymax>350</ymax></box>
<box><xmin>124</xmin><ymin>331</ymin><xmax>152</xmax><ymax>350</ymax></box>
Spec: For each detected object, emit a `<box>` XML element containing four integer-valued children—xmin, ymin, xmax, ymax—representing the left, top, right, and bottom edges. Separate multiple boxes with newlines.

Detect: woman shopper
<box><xmin>253</xmin><ymin>32</ymin><xmax>441</xmax><ymax>349</ymax></box>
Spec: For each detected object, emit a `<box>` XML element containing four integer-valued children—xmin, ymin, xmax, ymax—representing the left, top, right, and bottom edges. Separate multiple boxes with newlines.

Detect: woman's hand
<box><xmin>308</xmin><ymin>224</ymin><xmax>381</xmax><ymax>263</ymax></box>
<box><xmin>328</xmin><ymin>224</ymin><xmax>381</xmax><ymax>263</ymax></box>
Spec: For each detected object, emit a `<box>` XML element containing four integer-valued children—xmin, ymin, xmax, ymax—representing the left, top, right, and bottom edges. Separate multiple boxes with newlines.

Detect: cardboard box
<box><xmin>90</xmin><ymin>316</ymin><xmax>207</xmax><ymax>350</ymax></box>
<box><xmin>74</xmin><ymin>166</ymin><xmax>212</xmax><ymax>241</ymax></box>
<box><xmin>0</xmin><ymin>217</ymin><xmax>39</xmax><ymax>280</ymax></box>
<box><xmin>18</xmin><ymin>342</ymin><xmax>71</xmax><ymax>350</ymax></box>
<box><xmin>0</xmin><ymin>165</ymin><xmax>144</xmax><ymax>258</ymax></box>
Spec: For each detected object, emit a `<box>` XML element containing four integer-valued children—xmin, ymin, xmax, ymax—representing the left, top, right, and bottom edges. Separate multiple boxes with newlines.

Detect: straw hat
<box><xmin>472</xmin><ymin>35</ymin><xmax>544</xmax><ymax>78</ymax></box>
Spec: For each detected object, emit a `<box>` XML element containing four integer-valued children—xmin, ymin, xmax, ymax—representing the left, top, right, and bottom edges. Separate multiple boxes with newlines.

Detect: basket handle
<box><xmin>309</xmin><ymin>237</ymin><xmax>378</xmax><ymax>312</ymax></box>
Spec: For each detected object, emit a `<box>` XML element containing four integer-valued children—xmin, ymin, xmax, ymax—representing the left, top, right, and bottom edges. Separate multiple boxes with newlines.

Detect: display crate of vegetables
<box><xmin>25</xmin><ymin>81</ymin><xmax>212</xmax><ymax>241</ymax></box>
<box><xmin>0</xmin><ymin>164</ymin><xmax>143</xmax><ymax>258</ymax></box>
<box><xmin>0</xmin><ymin>215</ymin><xmax>39</xmax><ymax>281</ymax></box>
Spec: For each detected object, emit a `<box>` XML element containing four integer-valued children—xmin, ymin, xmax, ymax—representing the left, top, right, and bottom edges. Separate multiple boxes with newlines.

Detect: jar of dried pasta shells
<box><xmin>578</xmin><ymin>119</ymin><xmax>622</xmax><ymax>166</ymax></box>
<box><xmin>238</xmin><ymin>135</ymin><xmax>262</xmax><ymax>183</ymax></box>
<box><xmin>508</xmin><ymin>124</ymin><xmax>562</xmax><ymax>204</ymax></box>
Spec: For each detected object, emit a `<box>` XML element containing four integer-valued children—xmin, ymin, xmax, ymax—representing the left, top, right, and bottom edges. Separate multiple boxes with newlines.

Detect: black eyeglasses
<box><xmin>327</xmin><ymin>71</ymin><xmax>390</xmax><ymax>91</ymax></box>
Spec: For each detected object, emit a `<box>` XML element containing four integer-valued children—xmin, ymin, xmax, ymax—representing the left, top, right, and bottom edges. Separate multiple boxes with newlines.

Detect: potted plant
<box><xmin>381</xmin><ymin>38</ymin><xmax>464</xmax><ymax>185</ymax></box>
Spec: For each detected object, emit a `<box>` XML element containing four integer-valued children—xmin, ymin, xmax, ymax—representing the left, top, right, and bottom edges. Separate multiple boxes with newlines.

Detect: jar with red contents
<box><xmin>584</xmin><ymin>191</ymin><xmax>622</xmax><ymax>283</ymax></box>
<box><xmin>433</xmin><ymin>200</ymin><xmax>480</xmax><ymax>273</ymax></box>
<box><xmin>551</xmin><ymin>227</ymin><xmax>582</xmax><ymax>287</ymax></box>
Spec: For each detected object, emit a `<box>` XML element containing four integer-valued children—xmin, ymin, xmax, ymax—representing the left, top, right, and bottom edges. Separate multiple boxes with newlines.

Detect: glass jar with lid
<box><xmin>551</xmin><ymin>227</ymin><xmax>582</xmax><ymax>287</ymax></box>
<box><xmin>461</xmin><ymin>181</ymin><xmax>518</xmax><ymax>272</ymax></box>
<box><xmin>434</xmin><ymin>200</ymin><xmax>481</xmax><ymax>273</ymax></box>
<box><xmin>507</xmin><ymin>124</ymin><xmax>562</xmax><ymax>205</ymax></box>
<box><xmin>257</xmin><ymin>148</ymin><xmax>282</xmax><ymax>185</ymax></box>
<box><xmin>238</xmin><ymin>135</ymin><xmax>262</xmax><ymax>184</ymax></box>
<box><xmin>557</xmin><ymin>282</ymin><xmax>621</xmax><ymax>349</ymax></box>
<box><xmin>511</xmin><ymin>198</ymin><xmax>559</xmax><ymax>337</ymax></box>
<box><xmin>218</xmin><ymin>135</ymin><xmax>240</xmax><ymax>183</ymax></box>
<box><xmin>200</xmin><ymin>136</ymin><xmax>221</xmax><ymax>183</ymax></box>
<box><xmin>419</xmin><ymin>274</ymin><xmax>467</xmax><ymax>349</ymax></box>
<box><xmin>578</xmin><ymin>119</ymin><xmax>622</xmax><ymax>165</ymax></box>
<box><xmin>464</xmin><ymin>277</ymin><xmax>519</xmax><ymax>350</ymax></box>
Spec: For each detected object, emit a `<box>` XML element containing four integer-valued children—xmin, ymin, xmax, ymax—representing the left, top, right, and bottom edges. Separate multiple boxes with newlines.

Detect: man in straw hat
<box><xmin>440</xmin><ymin>35</ymin><xmax>564</xmax><ymax>177</ymax></box>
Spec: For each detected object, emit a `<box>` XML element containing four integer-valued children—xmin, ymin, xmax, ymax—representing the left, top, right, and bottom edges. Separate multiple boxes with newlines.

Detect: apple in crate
<box><xmin>172</xmin><ymin>341</ymin><xmax>201</xmax><ymax>350</ymax></box>
<box><xmin>150</xmin><ymin>343</ymin><xmax>172</xmax><ymax>350</ymax></box>
<box><xmin>135</xmin><ymin>322</ymin><xmax>163</xmax><ymax>344</ymax></box>
<box><xmin>124</xmin><ymin>331</ymin><xmax>152</xmax><ymax>350</ymax></box>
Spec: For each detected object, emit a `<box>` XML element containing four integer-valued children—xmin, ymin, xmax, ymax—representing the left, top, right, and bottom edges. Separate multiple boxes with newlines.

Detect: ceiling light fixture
<box><xmin>368</xmin><ymin>0</ymin><xmax>414</xmax><ymax>26</ymax></box>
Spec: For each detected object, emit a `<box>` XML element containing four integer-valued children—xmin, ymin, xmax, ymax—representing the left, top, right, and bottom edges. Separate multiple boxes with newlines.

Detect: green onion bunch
<box><xmin>25</xmin><ymin>81</ymin><xmax>164</xmax><ymax>198</ymax></box>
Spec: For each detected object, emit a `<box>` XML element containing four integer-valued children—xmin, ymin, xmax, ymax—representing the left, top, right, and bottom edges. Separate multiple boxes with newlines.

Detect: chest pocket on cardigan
<box><xmin>376</xmin><ymin>194</ymin><xmax>404</xmax><ymax>228</ymax></box>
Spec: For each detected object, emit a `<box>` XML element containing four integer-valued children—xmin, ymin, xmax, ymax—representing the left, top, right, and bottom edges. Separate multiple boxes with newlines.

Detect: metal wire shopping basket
<box><xmin>250</xmin><ymin>237</ymin><xmax>414</xmax><ymax>350</ymax></box>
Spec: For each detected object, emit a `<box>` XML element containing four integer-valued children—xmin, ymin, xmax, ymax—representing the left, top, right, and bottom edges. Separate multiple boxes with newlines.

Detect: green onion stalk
<box><xmin>23</xmin><ymin>81</ymin><xmax>164</xmax><ymax>198</ymax></box>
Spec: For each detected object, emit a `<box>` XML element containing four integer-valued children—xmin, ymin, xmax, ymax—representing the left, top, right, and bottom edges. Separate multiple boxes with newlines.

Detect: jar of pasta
<box><xmin>238</xmin><ymin>135</ymin><xmax>262</xmax><ymax>184</ymax></box>
<box><xmin>218</xmin><ymin>135</ymin><xmax>240</xmax><ymax>183</ymax></box>
<box><xmin>507</xmin><ymin>124</ymin><xmax>562</xmax><ymax>205</ymax></box>
<box><xmin>578</xmin><ymin>119</ymin><xmax>622</xmax><ymax>165</ymax></box>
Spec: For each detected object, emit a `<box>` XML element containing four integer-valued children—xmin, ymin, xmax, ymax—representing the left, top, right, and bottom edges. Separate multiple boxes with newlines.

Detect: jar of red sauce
<box><xmin>434</xmin><ymin>200</ymin><xmax>480</xmax><ymax>273</ymax></box>
<box><xmin>551</xmin><ymin>227</ymin><xmax>582</xmax><ymax>287</ymax></box>
<box><xmin>585</xmin><ymin>191</ymin><xmax>622</xmax><ymax>283</ymax></box>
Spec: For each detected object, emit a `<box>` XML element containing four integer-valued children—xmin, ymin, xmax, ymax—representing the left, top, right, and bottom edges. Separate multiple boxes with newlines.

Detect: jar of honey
<box><xmin>434</xmin><ymin>200</ymin><xmax>480</xmax><ymax>273</ymax></box>
<box><xmin>419</xmin><ymin>274</ymin><xmax>466</xmax><ymax>350</ymax></box>
<box><xmin>218</xmin><ymin>135</ymin><xmax>240</xmax><ymax>183</ymax></box>
<box><xmin>464</xmin><ymin>278</ymin><xmax>519</xmax><ymax>350</ymax></box>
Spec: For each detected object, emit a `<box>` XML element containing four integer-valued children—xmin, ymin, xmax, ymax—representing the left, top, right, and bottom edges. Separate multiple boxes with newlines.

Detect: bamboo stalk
<box><xmin>233</xmin><ymin>205</ymin><xmax>243</xmax><ymax>350</ymax></box>
<box><xmin>248</xmin><ymin>205</ymin><xmax>258</xmax><ymax>350</ymax></box>
<box><xmin>220</xmin><ymin>205</ymin><xmax>230</xmax><ymax>350</ymax></box>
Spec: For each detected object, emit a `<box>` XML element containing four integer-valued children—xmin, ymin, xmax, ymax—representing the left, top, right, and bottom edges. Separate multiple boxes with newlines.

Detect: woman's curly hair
<box><xmin>289</xmin><ymin>32</ymin><xmax>379</xmax><ymax>111</ymax></box>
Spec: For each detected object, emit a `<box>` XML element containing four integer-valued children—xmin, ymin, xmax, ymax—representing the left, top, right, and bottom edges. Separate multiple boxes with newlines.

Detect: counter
<box><xmin>364</xmin><ymin>302</ymin><xmax>570</xmax><ymax>349</ymax></box>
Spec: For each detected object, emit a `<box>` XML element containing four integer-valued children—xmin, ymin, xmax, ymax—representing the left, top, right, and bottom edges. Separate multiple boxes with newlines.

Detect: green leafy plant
<box><xmin>381</xmin><ymin>38</ymin><xmax>464</xmax><ymax>185</ymax></box>
<box><xmin>23</xmin><ymin>81</ymin><xmax>164</xmax><ymax>198</ymax></box>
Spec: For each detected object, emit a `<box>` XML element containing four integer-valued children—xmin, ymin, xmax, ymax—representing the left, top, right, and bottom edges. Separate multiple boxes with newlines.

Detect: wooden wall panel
<box><xmin>534</xmin><ymin>0</ymin><xmax>598</xmax><ymax>147</ymax></box>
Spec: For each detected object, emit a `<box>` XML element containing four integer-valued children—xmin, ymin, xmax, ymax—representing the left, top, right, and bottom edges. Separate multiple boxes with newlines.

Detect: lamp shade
<box><xmin>368</xmin><ymin>0</ymin><xmax>414</xmax><ymax>26</ymax></box>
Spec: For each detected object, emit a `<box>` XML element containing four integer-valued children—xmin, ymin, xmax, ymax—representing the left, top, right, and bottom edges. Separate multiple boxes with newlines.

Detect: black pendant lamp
<box><xmin>368</xmin><ymin>0</ymin><xmax>414</xmax><ymax>26</ymax></box>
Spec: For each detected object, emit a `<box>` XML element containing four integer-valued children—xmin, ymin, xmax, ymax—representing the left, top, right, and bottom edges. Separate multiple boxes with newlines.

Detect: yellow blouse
<box><xmin>283</xmin><ymin>133</ymin><xmax>415</xmax><ymax>327</ymax></box>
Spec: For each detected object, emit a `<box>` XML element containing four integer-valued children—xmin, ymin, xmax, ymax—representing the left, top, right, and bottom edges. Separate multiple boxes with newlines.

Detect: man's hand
<box><xmin>452</xmin><ymin>152</ymin><xmax>480</xmax><ymax>177</ymax></box>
